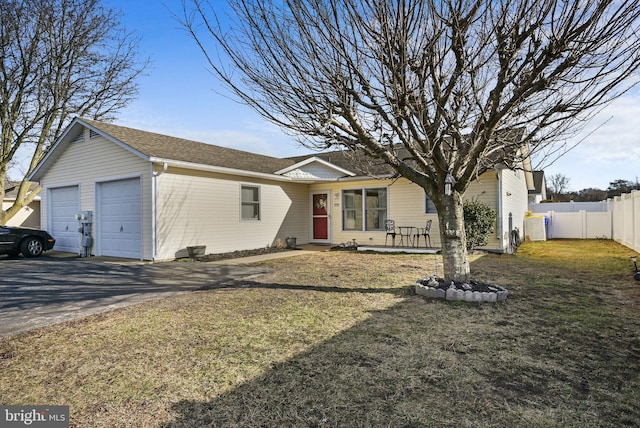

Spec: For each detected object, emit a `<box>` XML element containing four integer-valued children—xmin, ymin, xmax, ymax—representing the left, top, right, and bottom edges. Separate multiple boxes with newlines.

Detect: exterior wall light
<box><xmin>444</xmin><ymin>172</ymin><xmax>456</xmax><ymax>196</ymax></box>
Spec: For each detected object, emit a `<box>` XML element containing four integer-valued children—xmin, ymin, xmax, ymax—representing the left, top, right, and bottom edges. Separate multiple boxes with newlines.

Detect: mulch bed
<box><xmin>198</xmin><ymin>246</ymin><xmax>293</xmax><ymax>262</ymax></box>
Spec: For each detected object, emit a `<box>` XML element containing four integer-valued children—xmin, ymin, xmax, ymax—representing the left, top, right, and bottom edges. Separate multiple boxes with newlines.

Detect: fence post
<box><xmin>608</xmin><ymin>199</ymin><xmax>614</xmax><ymax>240</ymax></box>
<box><xmin>634</xmin><ymin>191</ymin><xmax>639</xmax><ymax>252</ymax></box>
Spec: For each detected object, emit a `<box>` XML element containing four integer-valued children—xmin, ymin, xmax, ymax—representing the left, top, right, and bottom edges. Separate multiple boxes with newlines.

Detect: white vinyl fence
<box><xmin>529</xmin><ymin>190</ymin><xmax>639</xmax><ymax>252</ymax></box>
<box><xmin>612</xmin><ymin>191</ymin><xmax>640</xmax><ymax>252</ymax></box>
<box><xmin>530</xmin><ymin>200</ymin><xmax>609</xmax><ymax>212</ymax></box>
<box><xmin>544</xmin><ymin>211</ymin><xmax>612</xmax><ymax>239</ymax></box>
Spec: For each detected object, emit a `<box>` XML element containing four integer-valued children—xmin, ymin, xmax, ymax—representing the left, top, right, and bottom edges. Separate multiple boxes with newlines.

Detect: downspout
<box><xmin>152</xmin><ymin>162</ymin><xmax>168</xmax><ymax>260</ymax></box>
<box><xmin>496</xmin><ymin>168</ymin><xmax>505</xmax><ymax>253</ymax></box>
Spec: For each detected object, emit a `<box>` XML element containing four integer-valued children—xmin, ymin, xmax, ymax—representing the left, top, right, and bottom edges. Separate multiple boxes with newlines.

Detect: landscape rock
<box><xmin>415</xmin><ymin>275</ymin><xmax>508</xmax><ymax>303</ymax></box>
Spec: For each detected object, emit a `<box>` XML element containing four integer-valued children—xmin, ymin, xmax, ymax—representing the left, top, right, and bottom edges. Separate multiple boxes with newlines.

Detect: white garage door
<box><xmin>98</xmin><ymin>178</ymin><xmax>142</xmax><ymax>259</ymax></box>
<box><xmin>49</xmin><ymin>186</ymin><xmax>80</xmax><ymax>252</ymax></box>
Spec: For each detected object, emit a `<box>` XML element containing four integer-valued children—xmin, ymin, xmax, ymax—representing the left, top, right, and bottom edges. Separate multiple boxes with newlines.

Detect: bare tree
<box><xmin>0</xmin><ymin>0</ymin><xmax>148</xmax><ymax>225</ymax></box>
<box><xmin>182</xmin><ymin>0</ymin><xmax>640</xmax><ymax>282</ymax></box>
<box><xmin>546</xmin><ymin>173</ymin><xmax>571</xmax><ymax>201</ymax></box>
<box><xmin>574</xmin><ymin>187</ymin><xmax>608</xmax><ymax>202</ymax></box>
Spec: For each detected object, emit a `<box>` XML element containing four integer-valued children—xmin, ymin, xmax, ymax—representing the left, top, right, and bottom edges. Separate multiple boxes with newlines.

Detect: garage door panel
<box><xmin>49</xmin><ymin>186</ymin><xmax>79</xmax><ymax>252</ymax></box>
<box><xmin>99</xmin><ymin>178</ymin><xmax>141</xmax><ymax>259</ymax></box>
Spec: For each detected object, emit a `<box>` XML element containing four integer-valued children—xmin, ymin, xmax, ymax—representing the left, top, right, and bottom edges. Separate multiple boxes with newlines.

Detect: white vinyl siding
<box><xmin>39</xmin><ymin>130</ymin><xmax>152</xmax><ymax>259</ymax></box>
<box><xmin>499</xmin><ymin>168</ymin><xmax>529</xmax><ymax>251</ymax></box>
<box><xmin>2</xmin><ymin>200</ymin><xmax>40</xmax><ymax>228</ymax></box>
<box><xmin>154</xmin><ymin>168</ymin><xmax>309</xmax><ymax>260</ymax></box>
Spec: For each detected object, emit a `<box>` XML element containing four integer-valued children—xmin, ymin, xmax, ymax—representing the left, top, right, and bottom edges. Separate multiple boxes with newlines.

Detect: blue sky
<box><xmin>104</xmin><ymin>0</ymin><xmax>639</xmax><ymax>192</ymax></box>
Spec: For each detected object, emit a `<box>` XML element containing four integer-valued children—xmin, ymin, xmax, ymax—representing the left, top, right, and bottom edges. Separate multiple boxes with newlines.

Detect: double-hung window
<box><xmin>342</xmin><ymin>187</ymin><xmax>387</xmax><ymax>231</ymax></box>
<box><xmin>241</xmin><ymin>185</ymin><xmax>260</xmax><ymax>220</ymax></box>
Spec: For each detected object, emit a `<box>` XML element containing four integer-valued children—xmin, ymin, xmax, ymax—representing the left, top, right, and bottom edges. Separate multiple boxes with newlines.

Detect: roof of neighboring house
<box><xmin>3</xmin><ymin>181</ymin><xmax>18</xmax><ymax>199</ymax></box>
<box><xmin>80</xmin><ymin>118</ymin><xmax>295</xmax><ymax>175</ymax></box>
<box><xmin>3</xmin><ymin>181</ymin><xmax>39</xmax><ymax>200</ymax></box>
<box><xmin>529</xmin><ymin>171</ymin><xmax>546</xmax><ymax>195</ymax></box>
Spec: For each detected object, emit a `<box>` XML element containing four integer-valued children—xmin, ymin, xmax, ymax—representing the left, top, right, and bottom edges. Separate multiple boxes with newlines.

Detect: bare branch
<box><xmin>0</xmin><ymin>0</ymin><xmax>148</xmax><ymax>225</ymax></box>
<box><xmin>183</xmin><ymin>0</ymin><xmax>640</xmax><ymax>281</ymax></box>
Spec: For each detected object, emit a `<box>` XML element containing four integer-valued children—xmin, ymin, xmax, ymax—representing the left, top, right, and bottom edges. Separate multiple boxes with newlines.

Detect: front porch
<box><xmin>307</xmin><ymin>241</ymin><xmax>441</xmax><ymax>255</ymax></box>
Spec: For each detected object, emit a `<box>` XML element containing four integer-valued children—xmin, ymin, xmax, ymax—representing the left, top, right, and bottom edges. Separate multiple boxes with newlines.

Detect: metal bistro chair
<box><xmin>413</xmin><ymin>219</ymin><xmax>433</xmax><ymax>248</ymax></box>
<box><xmin>384</xmin><ymin>219</ymin><xmax>397</xmax><ymax>247</ymax></box>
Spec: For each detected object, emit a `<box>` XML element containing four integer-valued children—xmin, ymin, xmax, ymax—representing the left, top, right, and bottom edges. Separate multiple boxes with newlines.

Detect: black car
<box><xmin>0</xmin><ymin>226</ymin><xmax>56</xmax><ymax>257</ymax></box>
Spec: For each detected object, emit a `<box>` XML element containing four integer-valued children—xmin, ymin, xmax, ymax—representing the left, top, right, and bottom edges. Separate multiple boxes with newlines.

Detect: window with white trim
<box><xmin>241</xmin><ymin>185</ymin><xmax>260</xmax><ymax>220</ymax></box>
<box><xmin>342</xmin><ymin>187</ymin><xmax>387</xmax><ymax>231</ymax></box>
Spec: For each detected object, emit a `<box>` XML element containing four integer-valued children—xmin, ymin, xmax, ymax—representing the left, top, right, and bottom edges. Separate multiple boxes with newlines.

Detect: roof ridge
<box><xmin>79</xmin><ymin>118</ymin><xmax>297</xmax><ymax>174</ymax></box>
<box><xmin>79</xmin><ymin>117</ymin><xmax>285</xmax><ymax>160</ymax></box>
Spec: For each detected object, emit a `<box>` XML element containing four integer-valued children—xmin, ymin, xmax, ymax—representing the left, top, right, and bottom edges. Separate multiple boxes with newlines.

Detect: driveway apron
<box><xmin>0</xmin><ymin>254</ymin><xmax>271</xmax><ymax>338</ymax></box>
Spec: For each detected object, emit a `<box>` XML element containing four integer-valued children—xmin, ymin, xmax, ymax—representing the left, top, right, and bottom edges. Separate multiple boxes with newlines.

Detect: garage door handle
<box><xmin>120</xmin><ymin>225</ymin><xmax>124</xmax><ymax>232</ymax></box>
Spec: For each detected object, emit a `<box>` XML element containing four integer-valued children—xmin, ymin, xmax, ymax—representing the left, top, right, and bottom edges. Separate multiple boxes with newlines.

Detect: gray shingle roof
<box><xmin>286</xmin><ymin>128</ymin><xmax>527</xmax><ymax>177</ymax></box>
<box><xmin>2</xmin><ymin>181</ymin><xmax>38</xmax><ymax>199</ymax></box>
<box><xmin>77</xmin><ymin>119</ymin><xmax>527</xmax><ymax>179</ymax></box>
<box><xmin>81</xmin><ymin>118</ymin><xmax>295</xmax><ymax>175</ymax></box>
<box><xmin>529</xmin><ymin>171</ymin><xmax>546</xmax><ymax>194</ymax></box>
<box><xmin>287</xmin><ymin>150</ymin><xmax>392</xmax><ymax>176</ymax></box>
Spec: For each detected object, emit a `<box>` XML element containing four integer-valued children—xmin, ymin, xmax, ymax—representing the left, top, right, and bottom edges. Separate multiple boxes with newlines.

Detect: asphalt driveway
<box><xmin>0</xmin><ymin>252</ymin><xmax>271</xmax><ymax>338</ymax></box>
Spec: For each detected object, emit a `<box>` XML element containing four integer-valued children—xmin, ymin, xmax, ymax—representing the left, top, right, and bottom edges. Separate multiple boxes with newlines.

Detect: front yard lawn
<box><xmin>1</xmin><ymin>240</ymin><xmax>639</xmax><ymax>427</ymax></box>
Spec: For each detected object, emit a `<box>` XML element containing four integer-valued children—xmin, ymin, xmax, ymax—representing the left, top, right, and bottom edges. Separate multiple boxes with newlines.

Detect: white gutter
<box><xmin>336</xmin><ymin>174</ymin><xmax>395</xmax><ymax>182</ymax></box>
<box><xmin>153</xmin><ymin>162</ymin><xmax>168</xmax><ymax>176</ymax></box>
<box><xmin>149</xmin><ymin>157</ymin><xmax>295</xmax><ymax>182</ymax></box>
<box><xmin>150</xmin><ymin>158</ymin><xmax>393</xmax><ymax>184</ymax></box>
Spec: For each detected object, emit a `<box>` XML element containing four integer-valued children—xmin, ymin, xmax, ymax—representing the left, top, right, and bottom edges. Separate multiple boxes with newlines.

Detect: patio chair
<box><xmin>384</xmin><ymin>219</ymin><xmax>397</xmax><ymax>247</ymax></box>
<box><xmin>413</xmin><ymin>219</ymin><xmax>433</xmax><ymax>248</ymax></box>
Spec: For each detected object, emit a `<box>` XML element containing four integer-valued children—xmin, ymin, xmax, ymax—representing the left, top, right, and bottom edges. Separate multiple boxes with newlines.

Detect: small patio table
<box><xmin>397</xmin><ymin>226</ymin><xmax>415</xmax><ymax>247</ymax></box>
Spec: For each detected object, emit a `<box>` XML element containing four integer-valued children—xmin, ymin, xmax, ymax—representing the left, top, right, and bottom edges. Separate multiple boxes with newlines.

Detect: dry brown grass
<box><xmin>1</xmin><ymin>240</ymin><xmax>639</xmax><ymax>427</ymax></box>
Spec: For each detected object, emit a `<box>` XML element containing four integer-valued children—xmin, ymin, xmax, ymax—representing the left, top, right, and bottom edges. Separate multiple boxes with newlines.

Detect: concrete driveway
<box><xmin>0</xmin><ymin>252</ymin><xmax>272</xmax><ymax>338</ymax></box>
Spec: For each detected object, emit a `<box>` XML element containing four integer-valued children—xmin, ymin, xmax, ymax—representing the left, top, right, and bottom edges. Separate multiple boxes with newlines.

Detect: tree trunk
<box><xmin>437</xmin><ymin>191</ymin><xmax>470</xmax><ymax>283</ymax></box>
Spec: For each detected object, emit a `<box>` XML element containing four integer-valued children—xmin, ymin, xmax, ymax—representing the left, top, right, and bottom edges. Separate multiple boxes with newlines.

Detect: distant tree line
<box><xmin>545</xmin><ymin>174</ymin><xmax>640</xmax><ymax>202</ymax></box>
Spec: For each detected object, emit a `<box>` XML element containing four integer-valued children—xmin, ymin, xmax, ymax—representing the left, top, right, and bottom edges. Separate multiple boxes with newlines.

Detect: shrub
<box><xmin>464</xmin><ymin>199</ymin><xmax>497</xmax><ymax>250</ymax></box>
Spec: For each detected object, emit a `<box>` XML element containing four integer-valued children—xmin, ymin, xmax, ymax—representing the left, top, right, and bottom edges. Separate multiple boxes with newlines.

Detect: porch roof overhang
<box><xmin>275</xmin><ymin>156</ymin><xmax>357</xmax><ymax>180</ymax></box>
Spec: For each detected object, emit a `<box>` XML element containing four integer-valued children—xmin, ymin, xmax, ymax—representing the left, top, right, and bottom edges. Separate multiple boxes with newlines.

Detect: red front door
<box><xmin>312</xmin><ymin>193</ymin><xmax>329</xmax><ymax>241</ymax></box>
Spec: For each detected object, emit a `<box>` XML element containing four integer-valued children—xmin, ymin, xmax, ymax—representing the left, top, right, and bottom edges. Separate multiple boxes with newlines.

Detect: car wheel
<box><xmin>21</xmin><ymin>237</ymin><xmax>43</xmax><ymax>258</ymax></box>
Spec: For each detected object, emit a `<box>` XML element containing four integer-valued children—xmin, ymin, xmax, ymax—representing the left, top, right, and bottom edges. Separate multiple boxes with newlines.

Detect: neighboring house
<box><xmin>28</xmin><ymin>117</ymin><xmax>535</xmax><ymax>260</ymax></box>
<box><xmin>528</xmin><ymin>171</ymin><xmax>547</xmax><ymax>204</ymax></box>
<box><xmin>2</xmin><ymin>182</ymin><xmax>41</xmax><ymax>228</ymax></box>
